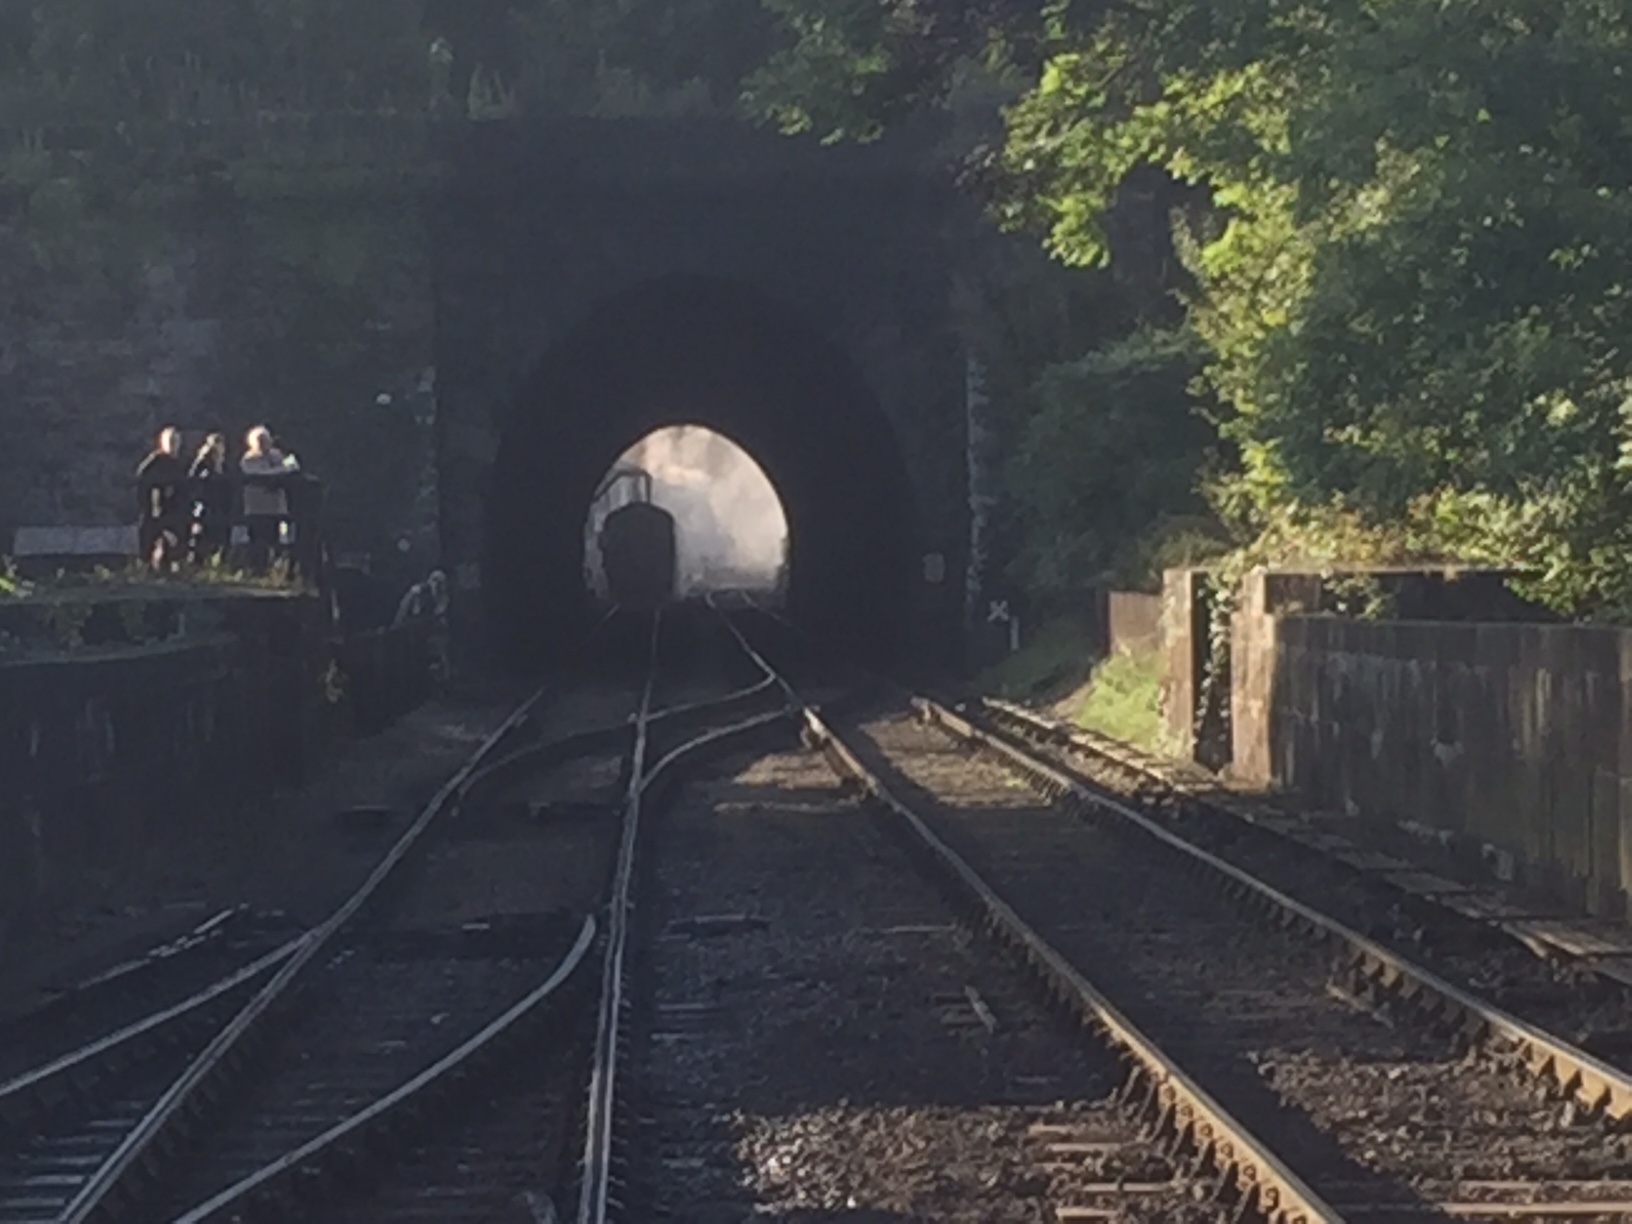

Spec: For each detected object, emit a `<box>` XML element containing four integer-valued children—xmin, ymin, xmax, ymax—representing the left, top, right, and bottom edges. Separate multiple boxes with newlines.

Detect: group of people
<box><xmin>136</xmin><ymin>425</ymin><xmax>302</xmax><ymax>570</ymax></box>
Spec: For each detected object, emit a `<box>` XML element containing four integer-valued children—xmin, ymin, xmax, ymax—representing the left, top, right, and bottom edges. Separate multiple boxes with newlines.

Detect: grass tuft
<box><xmin>1074</xmin><ymin>647</ymin><xmax>1165</xmax><ymax>750</ymax></box>
<box><xmin>973</xmin><ymin>617</ymin><xmax>1097</xmax><ymax>703</ymax></box>
<box><xmin>972</xmin><ymin>615</ymin><xmax>1170</xmax><ymax>754</ymax></box>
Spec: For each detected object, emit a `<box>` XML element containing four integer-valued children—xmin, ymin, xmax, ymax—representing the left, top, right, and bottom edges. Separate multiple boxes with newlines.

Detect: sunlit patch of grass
<box><xmin>2</xmin><ymin>558</ymin><xmax>307</xmax><ymax>602</ymax></box>
<box><xmin>1074</xmin><ymin>646</ymin><xmax>1166</xmax><ymax>752</ymax></box>
<box><xmin>973</xmin><ymin>618</ymin><xmax>1172</xmax><ymax>755</ymax></box>
<box><xmin>973</xmin><ymin>617</ymin><xmax>1097</xmax><ymax>703</ymax></box>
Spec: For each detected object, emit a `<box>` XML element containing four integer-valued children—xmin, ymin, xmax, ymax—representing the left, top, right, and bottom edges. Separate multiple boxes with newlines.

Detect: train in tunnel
<box><xmin>599</xmin><ymin>501</ymin><xmax>677</xmax><ymax>611</ymax></box>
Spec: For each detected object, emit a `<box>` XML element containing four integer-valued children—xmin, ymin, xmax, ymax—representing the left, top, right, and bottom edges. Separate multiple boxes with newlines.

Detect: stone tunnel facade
<box><xmin>0</xmin><ymin>117</ymin><xmax>970</xmax><ymax>665</ymax></box>
<box><xmin>433</xmin><ymin>120</ymin><xmax>968</xmax><ymax>666</ymax></box>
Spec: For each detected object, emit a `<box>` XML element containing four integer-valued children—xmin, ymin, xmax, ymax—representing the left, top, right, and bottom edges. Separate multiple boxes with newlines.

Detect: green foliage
<box><xmin>973</xmin><ymin>617</ymin><xmax>1168</xmax><ymax>752</ymax></box>
<box><xmin>1075</xmin><ymin>646</ymin><xmax>1166</xmax><ymax>752</ymax></box>
<box><xmin>0</xmin><ymin>0</ymin><xmax>784</xmax><ymax>186</ymax></box>
<box><xmin>39</xmin><ymin>601</ymin><xmax>90</xmax><ymax>651</ymax></box>
<box><xmin>1006</xmin><ymin>0</ymin><xmax>1632</xmax><ymax>616</ymax></box>
<box><xmin>23</xmin><ymin>559</ymin><xmax>305</xmax><ymax>595</ymax></box>
<box><xmin>1005</xmin><ymin>325</ymin><xmax>1218</xmax><ymax>598</ymax></box>
<box><xmin>756</xmin><ymin>0</ymin><xmax>1632</xmax><ymax>621</ymax></box>
<box><xmin>743</xmin><ymin>0</ymin><xmax>1041</xmax><ymax>139</ymax></box>
<box><xmin>429</xmin><ymin>0</ymin><xmax>778</xmax><ymax>116</ymax></box>
<box><xmin>973</xmin><ymin>615</ymin><xmax>1096</xmax><ymax>702</ymax></box>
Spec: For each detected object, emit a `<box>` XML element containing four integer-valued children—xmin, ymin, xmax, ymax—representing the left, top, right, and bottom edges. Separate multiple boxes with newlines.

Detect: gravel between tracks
<box><xmin>847</xmin><ymin>710</ymin><xmax>1632</xmax><ymax>1219</ymax></box>
<box><xmin>629</xmin><ymin>740</ymin><xmax>1203</xmax><ymax>1223</ymax></box>
<box><xmin>149</xmin><ymin>914</ymin><xmax>587</xmax><ymax>1220</ymax></box>
<box><xmin>1022</xmin><ymin>726</ymin><xmax>1632</xmax><ymax>1064</ymax></box>
<box><xmin>0</xmin><ymin>681</ymin><xmax>530</xmax><ymax>1019</ymax></box>
<box><xmin>292</xmin><ymin>696</ymin><xmax>638</xmax><ymax>1223</ymax></box>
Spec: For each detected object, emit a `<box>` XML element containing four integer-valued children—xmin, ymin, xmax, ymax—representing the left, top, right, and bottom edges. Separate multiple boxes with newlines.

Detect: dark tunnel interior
<box><xmin>485</xmin><ymin>274</ymin><xmax>917</xmax><ymax>665</ymax></box>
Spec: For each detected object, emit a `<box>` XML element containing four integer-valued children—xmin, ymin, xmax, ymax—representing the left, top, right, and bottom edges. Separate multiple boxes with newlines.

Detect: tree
<box><xmin>1004</xmin><ymin>326</ymin><xmax>1219</xmax><ymax>598</ymax></box>
<box><xmin>755</xmin><ymin>0</ymin><xmax>1632</xmax><ymax>616</ymax></box>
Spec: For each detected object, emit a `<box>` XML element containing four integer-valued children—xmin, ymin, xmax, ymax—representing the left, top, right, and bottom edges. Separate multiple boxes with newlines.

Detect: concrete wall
<box><xmin>1108</xmin><ymin>591</ymin><xmax>1161</xmax><ymax>655</ymax></box>
<box><xmin>1154</xmin><ymin>565</ymin><xmax>1627</xmax><ymax>917</ymax></box>
<box><xmin>1265</xmin><ymin>616</ymin><xmax>1632</xmax><ymax>919</ymax></box>
<box><xmin>0</xmin><ymin>119</ymin><xmax>439</xmax><ymax>600</ymax></box>
<box><xmin>1231</xmin><ymin>567</ymin><xmax>1556</xmax><ymax>782</ymax></box>
<box><xmin>0</xmin><ymin>593</ymin><xmax>434</xmax><ymax>963</ymax></box>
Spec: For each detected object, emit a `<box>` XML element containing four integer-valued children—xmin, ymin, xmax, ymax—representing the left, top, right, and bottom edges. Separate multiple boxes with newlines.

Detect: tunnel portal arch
<box><xmin>486</xmin><ymin>274</ymin><xmax>916</xmax><ymax>663</ymax></box>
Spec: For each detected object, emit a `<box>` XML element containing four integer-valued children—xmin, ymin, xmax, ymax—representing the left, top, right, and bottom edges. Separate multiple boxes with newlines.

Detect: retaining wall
<box><xmin>1263</xmin><ymin>616</ymin><xmax>1632</xmax><ymax>919</ymax></box>
<box><xmin>0</xmin><ymin>597</ymin><xmax>437</xmax><ymax>970</ymax></box>
<box><xmin>0</xmin><ymin>638</ymin><xmax>271</xmax><ymax>965</ymax></box>
<box><xmin>1107</xmin><ymin>591</ymin><xmax>1161</xmax><ymax>656</ymax></box>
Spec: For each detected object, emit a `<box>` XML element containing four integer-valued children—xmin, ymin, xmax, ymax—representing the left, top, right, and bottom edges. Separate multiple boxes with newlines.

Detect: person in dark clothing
<box><xmin>135</xmin><ymin>426</ymin><xmax>188</xmax><ymax>570</ymax></box>
<box><xmin>187</xmin><ymin>432</ymin><xmax>232</xmax><ymax>565</ymax></box>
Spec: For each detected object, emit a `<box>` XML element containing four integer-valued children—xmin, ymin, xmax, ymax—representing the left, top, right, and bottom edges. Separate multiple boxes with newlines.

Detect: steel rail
<box><xmin>576</xmin><ymin>606</ymin><xmax>800</xmax><ymax>1224</ymax></box>
<box><xmin>644</xmin><ymin>674</ymin><xmax>780</xmax><ymax>726</ymax></box>
<box><xmin>711</xmin><ymin>617</ymin><xmax>1341</xmax><ymax>1224</ymax></box>
<box><xmin>576</xmin><ymin>610</ymin><xmax>663</xmax><ymax>1224</ymax></box>
<box><xmin>57</xmin><ymin>675</ymin><xmax>562</xmax><ymax>1224</ymax></box>
<box><xmin>793</xmin><ymin>703</ymin><xmax>1343</xmax><ymax>1224</ymax></box>
<box><xmin>706</xmin><ymin>599</ymin><xmax>796</xmax><ymax>704</ymax></box>
<box><xmin>918</xmin><ymin>697</ymin><xmax>1632</xmax><ymax>1124</ymax></box>
<box><xmin>171</xmin><ymin>916</ymin><xmax>599</xmax><ymax>1223</ymax></box>
<box><xmin>0</xmin><ymin>906</ymin><xmax>276</xmax><ymax>1104</ymax></box>
<box><xmin>574</xmin><ymin>704</ymin><xmax>794</xmax><ymax>1224</ymax></box>
<box><xmin>32</xmin><ymin>906</ymin><xmax>242</xmax><ymax>1000</ymax></box>
<box><xmin>0</xmin><ymin>933</ymin><xmax>306</xmax><ymax>1124</ymax></box>
<box><xmin>458</xmin><ymin>676</ymin><xmax>782</xmax><ymax>810</ymax></box>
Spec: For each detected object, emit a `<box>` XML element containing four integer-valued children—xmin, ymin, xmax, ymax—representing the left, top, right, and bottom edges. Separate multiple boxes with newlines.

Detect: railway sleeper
<box><xmin>920</xmin><ymin>698</ymin><xmax>1632</xmax><ymax>1132</ymax></box>
<box><xmin>800</xmin><ymin>710</ymin><xmax>1335</xmax><ymax>1224</ymax></box>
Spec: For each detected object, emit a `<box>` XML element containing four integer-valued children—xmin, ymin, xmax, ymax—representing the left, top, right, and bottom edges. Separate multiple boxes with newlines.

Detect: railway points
<box><xmin>7</xmin><ymin>599</ymin><xmax>1630</xmax><ymax>1224</ymax></box>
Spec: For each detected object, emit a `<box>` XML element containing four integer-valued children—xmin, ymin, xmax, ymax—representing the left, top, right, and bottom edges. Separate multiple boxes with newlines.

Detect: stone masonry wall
<box><xmin>432</xmin><ymin>119</ymin><xmax>968</xmax><ymax>639</ymax></box>
<box><xmin>0</xmin><ymin>633</ymin><xmax>289</xmax><ymax>965</ymax></box>
<box><xmin>0</xmin><ymin>588</ymin><xmax>434</xmax><ymax>967</ymax></box>
<box><xmin>0</xmin><ymin>137</ymin><xmax>439</xmax><ymax>597</ymax></box>
<box><xmin>1264</xmin><ymin>616</ymin><xmax>1632</xmax><ymax>920</ymax></box>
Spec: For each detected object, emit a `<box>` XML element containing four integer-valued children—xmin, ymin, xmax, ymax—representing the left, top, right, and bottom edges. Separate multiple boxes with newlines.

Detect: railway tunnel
<box><xmin>485</xmin><ymin>274</ymin><xmax>917</xmax><ymax>665</ymax></box>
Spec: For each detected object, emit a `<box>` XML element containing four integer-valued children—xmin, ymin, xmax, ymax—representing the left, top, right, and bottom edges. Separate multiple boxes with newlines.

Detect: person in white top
<box><xmin>240</xmin><ymin>425</ymin><xmax>300</xmax><ymax>475</ymax></box>
<box><xmin>239</xmin><ymin>425</ymin><xmax>302</xmax><ymax>562</ymax></box>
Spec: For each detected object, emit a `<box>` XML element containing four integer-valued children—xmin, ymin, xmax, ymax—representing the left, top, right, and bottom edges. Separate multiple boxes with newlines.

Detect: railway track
<box><xmin>195</xmin><ymin>609</ymin><xmax>783</xmax><ymax>1224</ymax></box>
<box><xmin>2</xmin><ymin>604</ymin><xmax>794</xmax><ymax>1224</ymax></box>
<box><xmin>0</xmin><ymin>907</ymin><xmax>305</xmax><ymax>1088</ymax></box>
<box><xmin>573</xmin><ymin>602</ymin><xmax>803</xmax><ymax>1224</ymax></box>
<box><xmin>975</xmin><ymin>700</ymin><xmax>1632</xmax><ymax>1059</ymax></box>
<box><xmin>0</xmin><ymin>907</ymin><xmax>310</xmax><ymax>1147</ymax></box>
<box><xmin>0</xmin><ymin>612</ymin><xmax>629</xmax><ymax>1224</ymax></box>
<box><xmin>688</xmin><ymin>616</ymin><xmax>1632</xmax><ymax>1222</ymax></box>
<box><xmin>24</xmin><ymin>596</ymin><xmax>1629</xmax><ymax>1221</ymax></box>
<box><xmin>610</xmin><ymin>705</ymin><xmax>1207</xmax><ymax>1221</ymax></box>
<box><xmin>843</xmin><ymin>707</ymin><xmax>1632</xmax><ymax>1220</ymax></box>
<box><xmin>563</xmin><ymin>609</ymin><xmax>1239</xmax><ymax>1221</ymax></box>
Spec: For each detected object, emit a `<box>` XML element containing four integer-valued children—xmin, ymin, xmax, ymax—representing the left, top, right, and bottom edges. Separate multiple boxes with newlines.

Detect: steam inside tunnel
<box><xmin>485</xmin><ymin>274</ymin><xmax>916</xmax><ymax>664</ymax></box>
<box><xmin>584</xmin><ymin>425</ymin><xmax>789</xmax><ymax>603</ymax></box>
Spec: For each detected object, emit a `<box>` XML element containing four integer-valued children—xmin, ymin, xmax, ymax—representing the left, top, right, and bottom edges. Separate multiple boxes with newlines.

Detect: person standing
<box><xmin>135</xmin><ymin>426</ymin><xmax>188</xmax><ymax>570</ymax></box>
<box><xmin>240</xmin><ymin>425</ymin><xmax>300</xmax><ymax>477</ymax></box>
<box><xmin>187</xmin><ymin>432</ymin><xmax>232</xmax><ymax>564</ymax></box>
<box><xmin>239</xmin><ymin>425</ymin><xmax>301</xmax><ymax>567</ymax></box>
